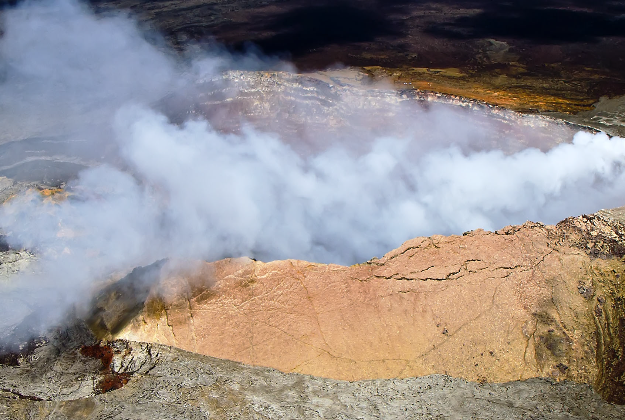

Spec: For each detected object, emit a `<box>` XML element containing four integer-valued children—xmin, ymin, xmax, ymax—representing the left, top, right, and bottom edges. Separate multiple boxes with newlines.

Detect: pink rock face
<box><xmin>106</xmin><ymin>214</ymin><xmax>625</xmax><ymax>402</ymax></box>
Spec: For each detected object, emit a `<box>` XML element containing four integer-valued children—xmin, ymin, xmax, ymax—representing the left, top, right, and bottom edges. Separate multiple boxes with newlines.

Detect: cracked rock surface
<box><xmin>2</xmin><ymin>207</ymin><xmax>625</xmax><ymax>416</ymax></box>
<box><xmin>1</xmin><ymin>336</ymin><xmax>624</xmax><ymax>419</ymax></box>
<box><xmin>93</xmin><ymin>210</ymin><xmax>625</xmax><ymax>403</ymax></box>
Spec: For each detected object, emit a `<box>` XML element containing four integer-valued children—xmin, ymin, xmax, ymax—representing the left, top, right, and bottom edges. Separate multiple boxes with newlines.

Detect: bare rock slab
<box><xmin>89</xmin><ymin>212</ymin><xmax>625</xmax><ymax>403</ymax></box>
<box><xmin>2</xmin><ymin>340</ymin><xmax>624</xmax><ymax>419</ymax></box>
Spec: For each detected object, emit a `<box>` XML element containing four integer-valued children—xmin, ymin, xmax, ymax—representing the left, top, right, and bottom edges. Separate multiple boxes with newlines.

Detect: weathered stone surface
<box><xmin>0</xmin><ymin>250</ymin><xmax>36</xmax><ymax>283</ymax></box>
<box><xmin>2</xmin><ymin>338</ymin><xmax>624</xmax><ymax>419</ymax></box>
<box><xmin>97</xmin><ymin>212</ymin><xmax>625</xmax><ymax>403</ymax></box>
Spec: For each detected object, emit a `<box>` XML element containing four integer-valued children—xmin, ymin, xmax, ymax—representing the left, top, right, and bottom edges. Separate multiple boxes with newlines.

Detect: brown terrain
<box><xmin>85</xmin><ymin>208</ymin><xmax>625</xmax><ymax>404</ymax></box>
<box><xmin>85</xmin><ymin>0</ymin><xmax>625</xmax><ymax>118</ymax></box>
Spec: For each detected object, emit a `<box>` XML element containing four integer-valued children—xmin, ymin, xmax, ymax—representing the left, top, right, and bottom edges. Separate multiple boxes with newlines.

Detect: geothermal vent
<box><xmin>1</xmin><ymin>0</ymin><xmax>625</xmax><ymax>419</ymax></box>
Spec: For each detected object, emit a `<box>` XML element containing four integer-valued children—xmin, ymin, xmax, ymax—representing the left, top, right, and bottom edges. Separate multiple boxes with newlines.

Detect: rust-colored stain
<box><xmin>80</xmin><ymin>343</ymin><xmax>132</xmax><ymax>394</ymax></box>
<box><xmin>96</xmin><ymin>372</ymin><xmax>132</xmax><ymax>393</ymax></box>
<box><xmin>80</xmin><ymin>344</ymin><xmax>114</xmax><ymax>371</ymax></box>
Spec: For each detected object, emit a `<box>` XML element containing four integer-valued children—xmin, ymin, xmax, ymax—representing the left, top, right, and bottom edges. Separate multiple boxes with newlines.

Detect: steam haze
<box><xmin>1</xmin><ymin>0</ymin><xmax>625</xmax><ymax>340</ymax></box>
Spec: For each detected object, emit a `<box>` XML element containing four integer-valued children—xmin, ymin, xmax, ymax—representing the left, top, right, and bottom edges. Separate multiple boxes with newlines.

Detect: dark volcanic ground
<box><xmin>83</xmin><ymin>0</ymin><xmax>625</xmax><ymax>69</ymax></box>
<box><xmin>76</xmin><ymin>0</ymin><xmax>625</xmax><ymax>113</ymax></box>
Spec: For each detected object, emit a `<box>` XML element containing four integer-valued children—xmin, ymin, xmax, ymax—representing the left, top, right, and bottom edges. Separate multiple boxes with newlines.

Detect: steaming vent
<box><xmin>1</xmin><ymin>0</ymin><xmax>625</xmax><ymax>348</ymax></box>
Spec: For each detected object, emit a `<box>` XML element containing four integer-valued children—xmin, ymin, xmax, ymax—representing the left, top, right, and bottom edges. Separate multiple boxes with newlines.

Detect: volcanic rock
<box><xmin>86</xmin><ymin>209</ymin><xmax>625</xmax><ymax>404</ymax></box>
<box><xmin>2</xmin><ymin>337</ymin><xmax>624</xmax><ymax>419</ymax></box>
<box><xmin>0</xmin><ymin>249</ymin><xmax>35</xmax><ymax>283</ymax></box>
<box><xmin>85</xmin><ymin>0</ymin><xmax>625</xmax><ymax>119</ymax></box>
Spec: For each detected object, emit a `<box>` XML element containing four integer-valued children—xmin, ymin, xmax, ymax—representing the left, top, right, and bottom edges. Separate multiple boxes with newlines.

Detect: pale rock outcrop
<box><xmin>88</xmin><ymin>210</ymin><xmax>625</xmax><ymax>403</ymax></box>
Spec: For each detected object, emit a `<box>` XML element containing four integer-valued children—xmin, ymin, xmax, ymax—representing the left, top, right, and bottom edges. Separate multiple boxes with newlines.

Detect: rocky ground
<box><xmin>2</xmin><ymin>186</ymin><xmax>625</xmax><ymax>417</ymax></box>
<box><xmin>83</xmin><ymin>208</ymin><xmax>625</xmax><ymax>406</ymax></box>
<box><xmin>548</xmin><ymin>95</ymin><xmax>625</xmax><ymax>138</ymax></box>
<box><xmin>82</xmin><ymin>0</ymin><xmax>625</xmax><ymax>119</ymax></box>
<box><xmin>1</xmin><ymin>2</ymin><xmax>625</xmax><ymax>417</ymax></box>
<box><xmin>1</xmin><ymin>328</ymin><xmax>625</xmax><ymax>419</ymax></box>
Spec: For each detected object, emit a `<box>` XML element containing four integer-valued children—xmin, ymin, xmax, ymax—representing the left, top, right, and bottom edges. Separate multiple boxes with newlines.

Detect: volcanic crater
<box><xmin>1</xmin><ymin>1</ymin><xmax>625</xmax><ymax>419</ymax></box>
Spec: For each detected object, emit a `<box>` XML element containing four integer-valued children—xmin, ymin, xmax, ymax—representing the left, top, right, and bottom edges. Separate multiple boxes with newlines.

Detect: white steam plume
<box><xmin>1</xmin><ymin>0</ymin><xmax>625</xmax><ymax>340</ymax></box>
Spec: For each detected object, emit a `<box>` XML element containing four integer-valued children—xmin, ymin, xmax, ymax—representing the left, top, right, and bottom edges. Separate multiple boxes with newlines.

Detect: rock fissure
<box><xmin>186</xmin><ymin>297</ymin><xmax>199</xmax><ymax>354</ymax></box>
<box><xmin>163</xmin><ymin>309</ymin><xmax>176</xmax><ymax>343</ymax></box>
<box><xmin>378</xmin><ymin>245</ymin><xmax>423</xmax><ymax>262</ymax></box>
<box><xmin>0</xmin><ymin>388</ymin><xmax>44</xmax><ymax>402</ymax></box>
